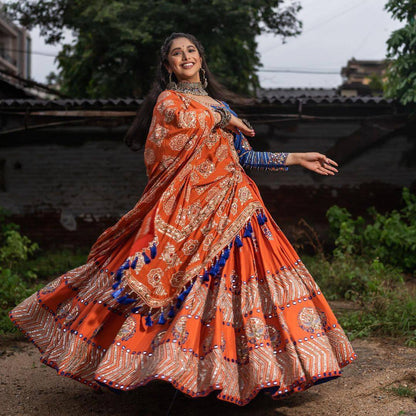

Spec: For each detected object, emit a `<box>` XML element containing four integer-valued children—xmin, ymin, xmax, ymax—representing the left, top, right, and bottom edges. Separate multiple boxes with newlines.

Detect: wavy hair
<box><xmin>124</xmin><ymin>32</ymin><xmax>253</xmax><ymax>151</ymax></box>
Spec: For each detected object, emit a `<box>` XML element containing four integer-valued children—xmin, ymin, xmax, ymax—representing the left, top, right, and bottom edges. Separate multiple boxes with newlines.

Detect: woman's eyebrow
<box><xmin>170</xmin><ymin>46</ymin><xmax>196</xmax><ymax>53</ymax></box>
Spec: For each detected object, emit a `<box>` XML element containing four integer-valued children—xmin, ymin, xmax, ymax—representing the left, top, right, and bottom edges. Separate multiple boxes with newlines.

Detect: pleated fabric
<box><xmin>10</xmin><ymin>205</ymin><xmax>356</xmax><ymax>405</ymax></box>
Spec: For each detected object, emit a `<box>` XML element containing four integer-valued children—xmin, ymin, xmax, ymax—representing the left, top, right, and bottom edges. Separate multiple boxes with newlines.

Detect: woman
<box><xmin>10</xmin><ymin>32</ymin><xmax>356</xmax><ymax>406</ymax></box>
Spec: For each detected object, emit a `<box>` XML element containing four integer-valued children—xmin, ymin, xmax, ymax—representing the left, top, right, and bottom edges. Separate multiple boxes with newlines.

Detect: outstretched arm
<box><xmin>213</xmin><ymin>103</ymin><xmax>338</xmax><ymax>175</ymax></box>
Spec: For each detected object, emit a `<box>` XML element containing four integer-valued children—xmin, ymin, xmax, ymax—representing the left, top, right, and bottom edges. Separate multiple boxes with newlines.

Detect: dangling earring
<box><xmin>200</xmin><ymin>68</ymin><xmax>208</xmax><ymax>89</ymax></box>
<box><xmin>166</xmin><ymin>71</ymin><xmax>177</xmax><ymax>90</ymax></box>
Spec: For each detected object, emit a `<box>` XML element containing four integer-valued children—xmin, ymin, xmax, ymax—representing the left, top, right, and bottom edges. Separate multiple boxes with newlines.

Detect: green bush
<box><xmin>0</xmin><ymin>207</ymin><xmax>41</xmax><ymax>333</ymax></box>
<box><xmin>303</xmin><ymin>188</ymin><xmax>416</xmax><ymax>346</ymax></box>
<box><xmin>326</xmin><ymin>187</ymin><xmax>416</xmax><ymax>273</ymax></box>
<box><xmin>0</xmin><ymin>207</ymin><xmax>90</xmax><ymax>333</ymax></box>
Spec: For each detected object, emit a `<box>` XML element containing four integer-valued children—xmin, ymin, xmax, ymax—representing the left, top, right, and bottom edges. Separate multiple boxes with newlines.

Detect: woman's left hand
<box><xmin>286</xmin><ymin>152</ymin><xmax>339</xmax><ymax>175</ymax></box>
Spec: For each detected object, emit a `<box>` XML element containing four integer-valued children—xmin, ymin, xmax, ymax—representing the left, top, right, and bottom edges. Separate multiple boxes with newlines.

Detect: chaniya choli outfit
<box><xmin>10</xmin><ymin>90</ymin><xmax>356</xmax><ymax>405</ymax></box>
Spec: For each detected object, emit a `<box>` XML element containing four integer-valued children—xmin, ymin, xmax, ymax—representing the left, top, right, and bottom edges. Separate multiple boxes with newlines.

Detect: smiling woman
<box><xmin>9</xmin><ymin>32</ymin><xmax>355</xmax><ymax>407</ymax></box>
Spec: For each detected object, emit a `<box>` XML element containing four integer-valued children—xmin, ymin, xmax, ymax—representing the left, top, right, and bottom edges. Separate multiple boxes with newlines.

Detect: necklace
<box><xmin>169</xmin><ymin>81</ymin><xmax>208</xmax><ymax>96</ymax></box>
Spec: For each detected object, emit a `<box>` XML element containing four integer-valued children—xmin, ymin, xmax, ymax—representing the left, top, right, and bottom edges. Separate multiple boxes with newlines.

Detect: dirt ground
<box><xmin>1</xmin><ymin>334</ymin><xmax>415</xmax><ymax>416</ymax></box>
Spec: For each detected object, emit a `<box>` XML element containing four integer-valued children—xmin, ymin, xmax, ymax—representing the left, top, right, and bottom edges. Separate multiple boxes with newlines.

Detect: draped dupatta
<box><xmin>86</xmin><ymin>90</ymin><xmax>266</xmax><ymax>310</ymax></box>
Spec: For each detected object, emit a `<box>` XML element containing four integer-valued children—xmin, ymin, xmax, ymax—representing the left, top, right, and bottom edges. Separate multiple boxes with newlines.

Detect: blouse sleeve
<box><xmin>234</xmin><ymin>132</ymin><xmax>289</xmax><ymax>172</ymax></box>
<box><xmin>212</xmin><ymin>102</ymin><xmax>289</xmax><ymax>172</ymax></box>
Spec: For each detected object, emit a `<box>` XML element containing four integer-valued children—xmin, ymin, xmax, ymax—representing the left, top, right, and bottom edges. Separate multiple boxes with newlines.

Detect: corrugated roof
<box><xmin>0</xmin><ymin>93</ymin><xmax>394</xmax><ymax>110</ymax></box>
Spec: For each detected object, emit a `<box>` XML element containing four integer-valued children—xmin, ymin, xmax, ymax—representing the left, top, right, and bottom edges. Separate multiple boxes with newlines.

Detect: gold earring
<box><xmin>166</xmin><ymin>72</ymin><xmax>177</xmax><ymax>90</ymax></box>
<box><xmin>200</xmin><ymin>68</ymin><xmax>208</xmax><ymax>88</ymax></box>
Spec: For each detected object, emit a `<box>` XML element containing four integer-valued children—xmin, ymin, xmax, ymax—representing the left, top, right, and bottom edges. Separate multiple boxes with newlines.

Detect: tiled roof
<box><xmin>257</xmin><ymin>88</ymin><xmax>393</xmax><ymax>104</ymax></box>
<box><xmin>0</xmin><ymin>91</ymin><xmax>394</xmax><ymax>110</ymax></box>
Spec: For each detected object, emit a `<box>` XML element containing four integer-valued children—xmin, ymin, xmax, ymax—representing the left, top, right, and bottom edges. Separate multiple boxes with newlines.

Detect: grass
<box><xmin>0</xmin><ymin>246</ymin><xmax>89</xmax><ymax>334</ymax></box>
<box><xmin>387</xmin><ymin>384</ymin><xmax>416</xmax><ymax>398</ymax></box>
<box><xmin>302</xmin><ymin>253</ymin><xmax>416</xmax><ymax>347</ymax></box>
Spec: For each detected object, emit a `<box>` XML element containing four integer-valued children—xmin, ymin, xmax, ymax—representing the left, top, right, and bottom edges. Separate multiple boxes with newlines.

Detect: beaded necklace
<box><xmin>169</xmin><ymin>81</ymin><xmax>208</xmax><ymax>96</ymax></box>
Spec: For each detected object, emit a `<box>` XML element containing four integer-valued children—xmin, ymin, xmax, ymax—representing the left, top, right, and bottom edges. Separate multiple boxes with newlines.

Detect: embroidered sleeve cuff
<box><xmin>268</xmin><ymin>152</ymin><xmax>289</xmax><ymax>171</ymax></box>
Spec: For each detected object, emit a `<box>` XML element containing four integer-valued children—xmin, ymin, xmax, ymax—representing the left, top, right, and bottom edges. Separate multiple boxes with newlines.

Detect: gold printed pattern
<box><xmin>147</xmin><ymin>268</ymin><xmax>167</xmax><ymax>295</ymax></box>
<box><xmin>178</xmin><ymin>111</ymin><xmax>197</xmax><ymax>129</ymax></box>
<box><xmin>169</xmin><ymin>133</ymin><xmax>190</xmax><ymax>151</ymax></box>
<box><xmin>196</xmin><ymin>160</ymin><xmax>215</xmax><ymax>178</ymax></box>
<box><xmin>182</xmin><ymin>240</ymin><xmax>199</xmax><ymax>256</ymax></box>
<box><xmin>170</xmin><ymin>271</ymin><xmax>185</xmax><ymax>287</ymax></box>
<box><xmin>238</xmin><ymin>186</ymin><xmax>253</xmax><ymax>204</ymax></box>
<box><xmin>144</xmin><ymin>148</ymin><xmax>155</xmax><ymax>166</ymax></box>
<box><xmin>163</xmin><ymin>194</ymin><xmax>176</xmax><ymax>216</ymax></box>
<box><xmin>149</xmin><ymin>124</ymin><xmax>168</xmax><ymax>147</ymax></box>
<box><xmin>297</xmin><ymin>307</ymin><xmax>327</xmax><ymax>333</ymax></box>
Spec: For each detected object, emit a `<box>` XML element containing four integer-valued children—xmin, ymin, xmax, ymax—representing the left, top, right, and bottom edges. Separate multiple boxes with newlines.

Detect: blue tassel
<box><xmin>145</xmin><ymin>312</ymin><xmax>153</xmax><ymax>327</ymax></box>
<box><xmin>223</xmin><ymin>247</ymin><xmax>230</xmax><ymax>260</ymax></box>
<box><xmin>243</xmin><ymin>226</ymin><xmax>252</xmax><ymax>238</ymax></box>
<box><xmin>150</xmin><ymin>244</ymin><xmax>157</xmax><ymax>259</ymax></box>
<box><xmin>202</xmin><ymin>270</ymin><xmax>210</xmax><ymax>281</ymax></box>
<box><xmin>121</xmin><ymin>259</ymin><xmax>130</xmax><ymax>270</ymax></box>
<box><xmin>131</xmin><ymin>256</ymin><xmax>138</xmax><ymax>269</ymax></box>
<box><xmin>142</xmin><ymin>252</ymin><xmax>151</xmax><ymax>264</ymax></box>
<box><xmin>218</xmin><ymin>255</ymin><xmax>226</xmax><ymax>267</ymax></box>
<box><xmin>257</xmin><ymin>212</ymin><xmax>265</xmax><ymax>225</ymax></box>
<box><xmin>176</xmin><ymin>297</ymin><xmax>183</xmax><ymax>309</ymax></box>
<box><xmin>177</xmin><ymin>291</ymin><xmax>186</xmax><ymax>303</ymax></box>
<box><xmin>262</xmin><ymin>212</ymin><xmax>268</xmax><ymax>223</ymax></box>
<box><xmin>115</xmin><ymin>268</ymin><xmax>123</xmax><ymax>280</ymax></box>
<box><xmin>209</xmin><ymin>261</ymin><xmax>220</xmax><ymax>276</ymax></box>
<box><xmin>235</xmin><ymin>235</ymin><xmax>243</xmax><ymax>247</ymax></box>
<box><xmin>131</xmin><ymin>306</ymin><xmax>142</xmax><ymax>313</ymax></box>
<box><xmin>167</xmin><ymin>305</ymin><xmax>175</xmax><ymax>318</ymax></box>
<box><xmin>247</xmin><ymin>221</ymin><xmax>253</xmax><ymax>233</ymax></box>
<box><xmin>184</xmin><ymin>282</ymin><xmax>193</xmax><ymax>295</ymax></box>
<box><xmin>111</xmin><ymin>288</ymin><xmax>124</xmax><ymax>299</ymax></box>
<box><xmin>117</xmin><ymin>295</ymin><xmax>136</xmax><ymax>305</ymax></box>
<box><xmin>158</xmin><ymin>311</ymin><xmax>166</xmax><ymax>325</ymax></box>
<box><xmin>112</xmin><ymin>280</ymin><xmax>121</xmax><ymax>290</ymax></box>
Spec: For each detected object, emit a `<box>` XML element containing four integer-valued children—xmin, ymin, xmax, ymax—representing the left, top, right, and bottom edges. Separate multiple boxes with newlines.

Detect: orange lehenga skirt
<box><xmin>9</xmin><ymin>205</ymin><xmax>356</xmax><ymax>406</ymax></box>
<box><xmin>9</xmin><ymin>90</ymin><xmax>356</xmax><ymax>406</ymax></box>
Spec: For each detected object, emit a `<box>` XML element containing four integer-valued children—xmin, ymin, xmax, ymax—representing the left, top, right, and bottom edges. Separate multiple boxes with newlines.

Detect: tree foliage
<box><xmin>384</xmin><ymin>0</ymin><xmax>416</xmax><ymax>106</ymax></box>
<box><xmin>5</xmin><ymin>0</ymin><xmax>302</xmax><ymax>98</ymax></box>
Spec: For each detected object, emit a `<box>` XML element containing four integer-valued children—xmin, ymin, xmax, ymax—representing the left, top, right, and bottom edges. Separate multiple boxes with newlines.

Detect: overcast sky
<box><xmin>28</xmin><ymin>0</ymin><xmax>403</xmax><ymax>89</ymax></box>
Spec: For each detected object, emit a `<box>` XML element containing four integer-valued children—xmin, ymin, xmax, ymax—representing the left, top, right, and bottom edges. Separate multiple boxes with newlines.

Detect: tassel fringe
<box><xmin>113</xmin><ymin>212</ymin><xmax>269</xmax><ymax>325</ymax></box>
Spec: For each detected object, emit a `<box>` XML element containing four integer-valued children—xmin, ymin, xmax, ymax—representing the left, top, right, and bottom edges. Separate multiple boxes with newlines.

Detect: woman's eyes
<box><xmin>172</xmin><ymin>49</ymin><xmax>197</xmax><ymax>56</ymax></box>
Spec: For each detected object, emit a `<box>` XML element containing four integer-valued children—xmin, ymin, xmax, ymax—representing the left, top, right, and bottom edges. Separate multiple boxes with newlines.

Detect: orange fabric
<box><xmin>9</xmin><ymin>89</ymin><xmax>356</xmax><ymax>405</ymax></box>
<box><xmin>87</xmin><ymin>90</ymin><xmax>281</xmax><ymax>308</ymax></box>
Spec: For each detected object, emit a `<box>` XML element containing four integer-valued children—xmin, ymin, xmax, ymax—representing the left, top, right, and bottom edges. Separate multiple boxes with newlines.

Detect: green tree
<box><xmin>384</xmin><ymin>0</ymin><xmax>416</xmax><ymax>106</ymax></box>
<box><xmin>5</xmin><ymin>0</ymin><xmax>302</xmax><ymax>98</ymax></box>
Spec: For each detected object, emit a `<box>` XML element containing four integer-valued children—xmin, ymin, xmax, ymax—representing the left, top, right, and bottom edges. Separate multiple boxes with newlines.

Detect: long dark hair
<box><xmin>124</xmin><ymin>32</ymin><xmax>253</xmax><ymax>151</ymax></box>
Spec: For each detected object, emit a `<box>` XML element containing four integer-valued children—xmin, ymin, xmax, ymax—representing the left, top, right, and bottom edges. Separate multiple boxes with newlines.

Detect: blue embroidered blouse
<box><xmin>212</xmin><ymin>102</ymin><xmax>289</xmax><ymax>172</ymax></box>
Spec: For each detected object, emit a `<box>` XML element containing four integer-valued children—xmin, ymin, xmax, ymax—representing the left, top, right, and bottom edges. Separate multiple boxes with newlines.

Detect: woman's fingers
<box><xmin>228</xmin><ymin>115</ymin><xmax>255</xmax><ymax>136</ymax></box>
<box><xmin>326</xmin><ymin>157</ymin><xmax>338</xmax><ymax>167</ymax></box>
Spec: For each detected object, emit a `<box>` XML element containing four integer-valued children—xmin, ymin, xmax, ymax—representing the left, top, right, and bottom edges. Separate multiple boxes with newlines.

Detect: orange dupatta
<box><xmin>87</xmin><ymin>90</ymin><xmax>266</xmax><ymax>310</ymax></box>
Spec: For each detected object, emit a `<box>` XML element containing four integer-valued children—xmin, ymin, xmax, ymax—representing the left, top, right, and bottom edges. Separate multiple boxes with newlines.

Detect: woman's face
<box><xmin>165</xmin><ymin>37</ymin><xmax>203</xmax><ymax>83</ymax></box>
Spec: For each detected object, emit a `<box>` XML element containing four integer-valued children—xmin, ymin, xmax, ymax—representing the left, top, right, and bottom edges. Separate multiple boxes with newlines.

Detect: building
<box><xmin>0</xmin><ymin>5</ymin><xmax>31</xmax><ymax>79</ymax></box>
<box><xmin>339</xmin><ymin>58</ymin><xmax>389</xmax><ymax>97</ymax></box>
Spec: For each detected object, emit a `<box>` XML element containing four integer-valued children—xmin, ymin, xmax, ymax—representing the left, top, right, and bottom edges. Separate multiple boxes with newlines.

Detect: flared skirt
<box><xmin>9</xmin><ymin>207</ymin><xmax>356</xmax><ymax>406</ymax></box>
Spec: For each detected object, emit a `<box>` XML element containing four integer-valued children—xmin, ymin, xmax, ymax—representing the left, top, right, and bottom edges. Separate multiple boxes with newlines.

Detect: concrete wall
<box><xmin>0</xmin><ymin>119</ymin><xmax>415</xmax><ymax>251</ymax></box>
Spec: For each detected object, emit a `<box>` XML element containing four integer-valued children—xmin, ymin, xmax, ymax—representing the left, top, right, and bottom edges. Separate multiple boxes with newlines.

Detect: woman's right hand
<box><xmin>218</xmin><ymin>112</ymin><xmax>255</xmax><ymax>137</ymax></box>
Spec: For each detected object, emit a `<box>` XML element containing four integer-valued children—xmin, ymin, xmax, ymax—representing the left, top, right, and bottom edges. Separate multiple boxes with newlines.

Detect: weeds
<box><xmin>386</xmin><ymin>384</ymin><xmax>416</xmax><ymax>398</ymax></box>
<box><xmin>301</xmin><ymin>187</ymin><xmax>416</xmax><ymax>347</ymax></box>
<box><xmin>0</xmin><ymin>206</ymin><xmax>89</xmax><ymax>333</ymax></box>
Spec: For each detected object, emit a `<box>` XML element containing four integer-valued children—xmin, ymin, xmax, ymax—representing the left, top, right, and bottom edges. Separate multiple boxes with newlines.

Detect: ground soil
<box><xmin>1</xmin><ymin>306</ymin><xmax>416</xmax><ymax>416</ymax></box>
